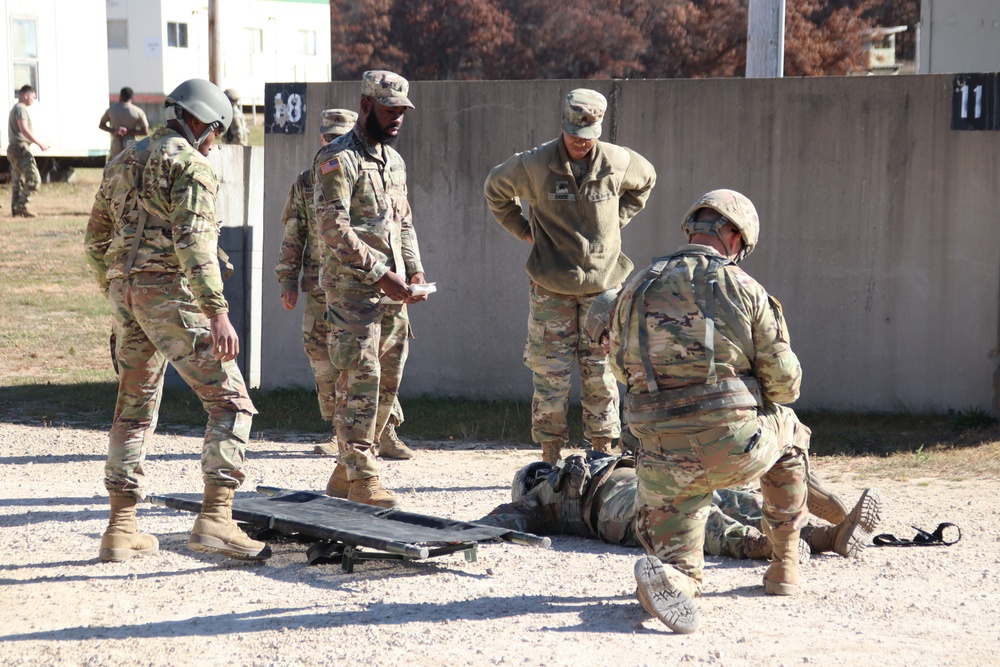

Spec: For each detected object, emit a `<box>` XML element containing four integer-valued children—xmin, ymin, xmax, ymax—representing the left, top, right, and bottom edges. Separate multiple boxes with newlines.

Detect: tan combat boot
<box><xmin>801</xmin><ymin>487</ymin><xmax>883</xmax><ymax>557</ymax></box>
<box><xmin>314</xmin><ymin>433</ymin><xmax>338</xmax><ymax>456</ymax></box>
<box><xmin>806</xmin><ymin>472</ymin><xmax>850</xmax><ymax>524</ymax></box>
<box><xmin>634</xmin><ymin>555</ymin><xmax>701</xmax><ymax>634</ymax></box>
<box><xmin>540</xmin><ymin>440</ymin><xmax>562</xmax><ymax>465</ymax></box>
<box><xmin>763</xmin><ymin>528</ymin><xmax>801</xmax><ymax>595</ymax></box>
<box><xmin>347</xmin><ymin>476</ymin><xmax>399</xmax><ymax>508</ymax></box>
<box><xmin>378</xmin><ymin>423</ymin><xmax>415</xmax><ymax>460</ymax></box>
<box><xmin>188</xmin><ymin>485</ymin><xmax>272</xmax><ymax>560</ymax></box>
<box><xmin>325</xmin><ymin>462</ymin><xmax>350</xmax><ymax>498</ymax></box>
<box><xmin>741</xmin><ymin>527</ymin><xmax>811</xmax><ymax>563</ymax></box>
<box><xmin>99</xmin><ymin>494</ymin><xmax>159</xmax><ymax>562</ymax></box>
<box><xmin>590</xmin><ymin>436</ymin><xmax>613</xmax><ymax>454</ymax></box>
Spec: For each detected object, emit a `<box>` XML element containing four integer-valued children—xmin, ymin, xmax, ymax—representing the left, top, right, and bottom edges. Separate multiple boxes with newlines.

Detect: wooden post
<box><xmin>746</xmin><ymin>0</ymin><xmax>785</xmax><ymax>78</ymax></box>
<box><xmin>208</xmin><ymin>0</ymin><xmax>221</xmax><ymax>85</ymax></box>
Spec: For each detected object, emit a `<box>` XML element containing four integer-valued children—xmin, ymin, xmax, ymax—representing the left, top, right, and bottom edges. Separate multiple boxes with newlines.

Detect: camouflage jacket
<box><xmin>84</xmin><ymin>126</ymin><xmax>229</xmax><ymax>317</ymax></box>
<box><xmin>313</xmin><ymin>126</ymin><xmax>423</xmax><ymax>292</ymax></box>
<box><xmin>274</xmin><ymin>167</ymin><xmax>323</xmax><ymax>295</ymax></box>
<box><xmin>608</xmin><ymin>244</ymin><xmax>801</xmax><ymax>430</ymax></box>
<box><xmin>223</xmin><ymin>104</ymin><xmax>249</xmax><ymax>146</ymax></box>
<box><xmin>483</xmin><ymin>137</ymin><xmax>656</xmax><ymax>295</ymax></box>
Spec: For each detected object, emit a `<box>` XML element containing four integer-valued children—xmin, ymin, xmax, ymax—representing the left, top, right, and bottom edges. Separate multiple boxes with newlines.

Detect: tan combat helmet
<box><xmin>681</xmin><ymin>189</ymin><xmax>759</xmax><ymax>263</ymax></box>
<box><xmin>165</xmin><ymin>78</ymin><xmax>233</xmax><ymax>149</ymax></box>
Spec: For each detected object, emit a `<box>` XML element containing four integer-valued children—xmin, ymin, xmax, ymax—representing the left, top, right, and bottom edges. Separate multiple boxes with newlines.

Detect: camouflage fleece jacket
<box><xmin>608</xmin><ymin>244</ymin><xmax>801</xmax><ymax>429</ymax></box>
<box><xmin>274</xmin><ymin>167</ymin><xmax>323</xmax><ymax>295</ymax></box>
<box><xmin>85</xmin><ymin>126</ymin><xmax>228</xmax><ymax>317</ymax></box>
<box><xmin>312</xmin><ymin>126</ymin><xmax>423</xmax><ymax>293</ymax></box>
<box><xmin>483</xmin><ymin>137</ymin><xmax>656</xmax><ymax>295</ymax></box>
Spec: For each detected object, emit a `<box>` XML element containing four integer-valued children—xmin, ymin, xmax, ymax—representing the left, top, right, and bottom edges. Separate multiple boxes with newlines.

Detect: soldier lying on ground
<box><xmin>478</xmin><ymin>451</ymin><xmax>882</xmax><ymax>563</ymax></box>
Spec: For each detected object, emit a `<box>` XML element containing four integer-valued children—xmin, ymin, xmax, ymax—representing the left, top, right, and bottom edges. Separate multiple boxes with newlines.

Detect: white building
<box><xmin>106</xmin><ymin>0</ymin><xmax>331</xmax><ymax>113</ymax></box>
<box><xmin>1</xmin><ymin>0</ymin><xmax>111</xmax><ymax>175</ymax></box>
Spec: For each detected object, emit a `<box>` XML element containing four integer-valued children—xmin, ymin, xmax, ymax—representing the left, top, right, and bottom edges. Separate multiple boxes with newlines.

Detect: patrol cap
<box><xmin>361</xmin><ymin>70</ymin><xmax>414</xmax><ymax>109</ymax></box>
<box><xmin>562</xmin><ymin>88</ymin><xmax>606</xmax><ymax>139</ymax></box>
<box><xmin>321</xmin><ymin>108</ymin><xmax>358</xmax><ymax>137</ymax></box>
<box><xmin>583</xmin><ymin>288</ymin><xmax>622</xmax><ymax>342</ymax></box>
<box><xmin>681</xmin><ymin>189</ymin><xmax>760</xmax><ymax>263</ymax></box>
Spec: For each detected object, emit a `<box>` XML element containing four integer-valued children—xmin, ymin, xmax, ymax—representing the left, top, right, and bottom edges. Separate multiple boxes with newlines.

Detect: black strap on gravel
<box><xmin>873</xmin><ymin>522</ymin><xmax>961</xmax><ymax>547</ymax></box>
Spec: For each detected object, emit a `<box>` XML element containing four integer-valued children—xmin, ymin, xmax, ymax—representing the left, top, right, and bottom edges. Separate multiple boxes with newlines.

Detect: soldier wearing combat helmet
<box><xmin>222</xmin><ymin>88</ymin><xmax>249</xmax><ymax>146</ymax></box>
<box><xmin>85</xmin><ymin>78</ymin><xmax>269</xmax><ymax>563</ymax></box>
<box><xmin>606</xmin><ymin>189</ymin><xmax>881</xmax><ymax>633</ymax></box>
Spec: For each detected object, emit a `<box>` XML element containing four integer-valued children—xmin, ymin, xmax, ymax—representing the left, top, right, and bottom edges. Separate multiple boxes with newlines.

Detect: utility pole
<box><xmin>208</xmin><ymin>0</ymin><xmax>221</xmax><ymax>84</ymax></box>
<box><xmin>746</xmin><ymin>0</ymin><xmax>785</xmax><ymax>78</ymax></box>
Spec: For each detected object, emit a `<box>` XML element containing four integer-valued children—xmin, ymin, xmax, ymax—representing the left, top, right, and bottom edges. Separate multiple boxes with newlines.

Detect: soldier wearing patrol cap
<box><xmin>85</xmin><ymin>78</ymin><xmax>269</xmax><ymax>563</ymax></box>
<box><xmin>312</xmin><ymin>71</ymin><xmax>429</xmax><ymax>508</ymax></box>
<box><xmin>275</xmin><ymin>108</ymin><xmax>408</xmax><ymax>460</ymax></box>
<box><xmin>605</xmin><ymin>189</ymin><xmax>881</xmax><ymax>633</ymax></box>
<box><xmin>483</xmin><ymin>88</ymin><xmax>657</xmax><ymax>466</ymax></box>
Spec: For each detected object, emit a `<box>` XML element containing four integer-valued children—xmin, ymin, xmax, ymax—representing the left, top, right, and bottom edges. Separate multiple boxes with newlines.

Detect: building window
<box><xmin>167</xmin><ymin>21</ymin><xmax>188</xmax><ymax>48</ymax></box>
<box><xmin>300</xmin><ymin>30</ymin><xmax>316</xmax><ymax>56</ymax></box>
<box><xmin>246</xmin><ymin>28</ymin><xmax>263</xmax><ymax>54</ymax></box>
<box><xmin>11</xmin><ymin>18</ymin><xmax>38</xmax><ymax>93</ymax></box>
<box><xmin>107</xmin><ymin>19</ymin><xmax>128</xmax><ymax>48</ymax></box>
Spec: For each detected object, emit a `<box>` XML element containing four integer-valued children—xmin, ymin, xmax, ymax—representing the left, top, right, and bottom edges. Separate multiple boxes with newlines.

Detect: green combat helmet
<box><xmin>681</xmin><ymin>189</ymin><xmax>759</xmax><ymax>263</ymax></box>
<box><xmin>165</xmin><ymin>79</ymin><xmax>233</xmax><ymax>149</ymax></box>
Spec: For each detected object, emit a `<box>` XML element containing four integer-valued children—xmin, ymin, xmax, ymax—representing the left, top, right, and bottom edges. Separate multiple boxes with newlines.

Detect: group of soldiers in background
<box><xmin>81</xmin><ymin>71</ymin><xmax>884</xmax><ymax>634</ymax></box>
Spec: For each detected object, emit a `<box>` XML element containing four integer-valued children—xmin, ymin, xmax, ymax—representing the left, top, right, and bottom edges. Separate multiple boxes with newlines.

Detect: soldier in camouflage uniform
<box><xmin>275</xmin><ymin>108</ymin><xmax>409</xmax><ymax>459</ymax></box>
<box><xmin>607</xmin><ymin>189</ymin><xmax>881</xmax><ymax>633</ymax></box>
<box><xmin>222</xmin><ymin>89</ymin><xmax>249</xmax><ymax>146</ymax></box>
<box><xmin>85</xmin><ymin>79</ymin><xmax>270</xmax><ymax>563</ymax></box>
<box><xmin>98</xmin><ymin>87</ymin><xmax>151</xmax><ymax>159</ymax></box>
<box><xmin>479</xmin><ymin>453</ymin><xmax>881</xmax><ymax>562</ymax></box>
<box><xmin>313</xmin><ymin>71</ymin><xmax>429</xmax><ymax>508</ymax></box>
<box><xmin>6</xmin><ymin>85</ymin><xmax>48</xmax><ymax>217</ymax></box>
<box><xmin>484</xmin><ymin>89</ymin><xmax>657</xmax><ymax>465</ymax></box>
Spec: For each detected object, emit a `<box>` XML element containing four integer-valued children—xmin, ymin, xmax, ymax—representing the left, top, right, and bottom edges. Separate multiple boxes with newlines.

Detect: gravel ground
<box><xmin>1</xmin><ymin>421</ymin><xmax>998</xmax><ymax>667</ymax></box>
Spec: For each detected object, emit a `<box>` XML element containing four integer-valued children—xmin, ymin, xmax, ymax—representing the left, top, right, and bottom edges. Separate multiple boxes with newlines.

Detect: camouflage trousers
<box><xmin>105</xmin><ymin>273</ymin><xmax>257</xmax><ymax>498</ymax></box>
<box><xmin>303</xmin><ymin>290</ymin><xmax>403</xmax><ymax>427</ymax></box>
<box><xmin>524</xmin><ymin>282</ymin><xmax>620</xmax><ymax>446</ymax></box>
<box><xmin>6</xmin><ymin>144</ymin><xmax>40</xmax><ymax>214</ymax></box>
<box><xmin>326</xmin><ymin>289</ymin><xmax>409</xmax><ymax>480</ymax></box>
<box><xmin>632</xmin><ymin>403</ymin><xmax>810</xmax><ymax>595</ymax></box>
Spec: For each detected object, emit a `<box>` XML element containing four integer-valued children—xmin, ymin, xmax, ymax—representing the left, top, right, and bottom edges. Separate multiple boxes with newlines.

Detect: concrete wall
<box><xmin>919</xmin><ymin>0</ymin><xmax>1000</xmax><ymax>74</ymax></box>
<box><xmin>260</xmin><ymin>76</ymin><xmax>1000</xmax><ymax>412</ymax></box>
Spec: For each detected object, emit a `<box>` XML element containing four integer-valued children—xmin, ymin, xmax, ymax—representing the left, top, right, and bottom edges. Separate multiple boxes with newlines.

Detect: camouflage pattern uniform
<box><xmin>481</xmin><ymin>454</ymin><xmax>766</xmax><ymax>560</ymax></box>
<box><xmin>608</xmin><ymin>239</ymin><xmax>809</xmax><ymax>596</ymax></box>
<box><xmin>313</xmin><ymin>81</ymin><xmax>422</xmax><ymax>481</ymax></box>
<box><xmin>99</xmin><ymin>101</ymin><xmax>150</xmax><ymax>159</ymax></box>
<box><xmin>7</xmin><ymin>101</ymin><xmax>41</xmax><ymax>215</ymax></box>
<box><xmin>222</xmin><ymin>90</ymin><xmax>249</xmax><ymax>146</ymax></box>
<box><xmin>275</xmin><ymin>143</ymin><xmax>402</xmax><ymax>426</ymax></box>
<box><xmin>85</xmin><ymin>127</ymin><xmax>257</xmax><ymax>497</ymax></box>
<box><xmin>484</xmin><ymin>89</ymin><xmax>657</xmax><ymax>452</ymax></box>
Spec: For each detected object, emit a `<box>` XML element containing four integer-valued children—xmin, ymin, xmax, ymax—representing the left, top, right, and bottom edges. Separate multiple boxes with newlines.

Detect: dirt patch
<box><xmin>1</xmin><ymin>421</ymin><xmax>997</xmax><ymax>666</ymax></box>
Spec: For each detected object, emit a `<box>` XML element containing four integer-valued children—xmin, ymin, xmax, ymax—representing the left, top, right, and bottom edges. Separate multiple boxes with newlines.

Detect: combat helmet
<box><xmin>681</xmin><ymin>189</ymin><xmax>759</xmax><ymax>263</ymax></box>
<box><xmin>165</xmin><ymin>79</ymin><xmax>233</xmax><ymax>149</ymax></box>
<box><xmin>511</xmin><ymin>461</ymin><xmax>554</xmax><ymax>502</ymax></box>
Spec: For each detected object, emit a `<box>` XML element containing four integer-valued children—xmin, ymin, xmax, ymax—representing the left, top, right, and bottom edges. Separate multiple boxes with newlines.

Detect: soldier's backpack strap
<box><xmin>616</xmin><ymin>254</ymin><xmax>675</xmax><ymax>394</ymax></box>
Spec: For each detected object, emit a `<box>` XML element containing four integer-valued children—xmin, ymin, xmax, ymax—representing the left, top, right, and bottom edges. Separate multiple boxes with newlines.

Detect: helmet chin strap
<box><xmin>173</xmin><ymin>106</ymin><xmax>215</xmax><ymax>149</ymax></box>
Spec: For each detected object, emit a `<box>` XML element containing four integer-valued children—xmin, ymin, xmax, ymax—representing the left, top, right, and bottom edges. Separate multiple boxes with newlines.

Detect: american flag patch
<box><xmin>320</xmin><ymin>157</ymin><xmax>341</xmax><ymax>174</ymax></box>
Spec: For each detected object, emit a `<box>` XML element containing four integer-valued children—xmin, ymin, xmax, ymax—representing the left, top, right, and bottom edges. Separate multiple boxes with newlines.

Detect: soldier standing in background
<box><xmin>483</xmin><ymin>89</ymin><xmax>656</xmax><ymax>466</ymax></box>
<box><xmin>98</xmin><ymin>87</ymin><xmax>150</xmax><ymax>160</ymax></box>
<box><xmin>7</xmin><ymin>84</ymin><xmax>48</xmax><ymax>218</ymax></box>
<box><xmin>222</xmin><ymin>89</ymin><xmax>249</xmax><ymax>146</ymax></box>
<box><xmin>313</xmin><ymin>71</ymin><xmax>428</xmax><ymax>508</ymax></box>
<box><xmin>84</xmin><ymin>78</ymin><xmax>269</xmax><ymax>563</ymax></box>
<box><xmin>275</xmin><ymin>108</ymin><xmax>413</xmax><ymax>459</ymax></box>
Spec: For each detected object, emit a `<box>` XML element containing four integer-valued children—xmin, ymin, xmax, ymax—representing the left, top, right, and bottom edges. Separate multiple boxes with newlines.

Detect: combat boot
<box><xmin>807</xmin><ymin>472</ymin><xmax>850</xmax><ymax>524</ymax></box>
<box><xmin>347</xmin><ymin>476</ymin><xmax>399</xmax><ymax>508</ymax></box>
<box><xmin>801</xmin><ymin>487</ymin><xmax>883</xmax><ymax>557</ymax></box>
<box><xmin>13</xmin><ymin>208</ymin><xmax>36</xmax><ymax>218</ymax></box>
<box><xmin>741</xmin><ymin>527</ymin><xmax>811</xmax><ymax>563</ymax></box>
<box><xmin>540</xmin><ymin>440</ymin><xmax>562</xmax><ymax>465</ymax></box>
<box><xmin>763</xmin><ymin>528</ymin><xmax>801</xmax><ymax>595</ymax></box>
<box><xmin>634</xmin><ymin>555</ymin><xmax>701</xmax><ymax>634</ymax></box>
<box><xmin>188</xmin><ymin>485</ymin><xmax>272</xmax><ymax>560</ymax></box>
<box><xmin>378</xmin><ymin>424</ymin><xmax>415</xmax><ymax>460</ymax></box>
<box><xmin>99</xmin><ymin>494</ymin><xmax>159</xmax><ymax>562</ymax></box>
<box><xmin>314</xmin><ymin>433</ymin><xmax>338</xmax><ymax>456</ymax></box>
<box><xmin>325</xmin><ymin>462</ymin><xmax>350</xmax><ymax>498</ymax></box>
<box><xmin>590</xmin><ymin>436</ymin><xmax>613</xmax><ymax>454</ymax></box>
